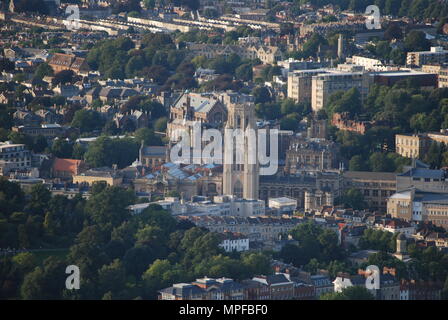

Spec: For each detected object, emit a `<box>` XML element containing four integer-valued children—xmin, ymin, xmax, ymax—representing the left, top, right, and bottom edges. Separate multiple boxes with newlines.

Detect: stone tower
<box><xmin>337</xmin><ymin>34</ymin><xmax>344</xmax><ymax>60</ymax></box>
<box><xmin>394</xmin><ymin>233</ymin><xmax>409</xmax><ymax>261</ymax></box>
<box><xmin>396</xmin><ymin>233</ymin><xmax>407</xmax><ymax>254</ymax></box>
<box><xmin>223</xmin><ymin>101</ymin><xmax>259</xmax><ymax>200</ymax></box>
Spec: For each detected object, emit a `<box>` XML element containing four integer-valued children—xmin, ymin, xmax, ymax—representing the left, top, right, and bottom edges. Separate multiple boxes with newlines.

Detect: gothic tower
<box><xmin>223</xmin><ymin>101</ymin><xmax>259</xmax><ymax>200</ymax></box>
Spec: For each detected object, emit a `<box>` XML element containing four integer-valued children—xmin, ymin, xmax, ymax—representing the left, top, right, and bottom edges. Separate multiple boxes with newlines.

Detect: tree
<box><xmin>320</xmin><ymin>291</ymin><xmax>348</xmax><ymax>300</ymax></box>
<box><xmin>337</xmin><ymin>188</ymin><xmax>366</xmax><ymax>210</ymax></box>
<box><xmin>125</xmin><ymin>56</ymin><xmax>144</xmax><ymax>78</ymax></box>
<box><xmin>12</xmin><ymin>252</ymin><xmax>37</xmax><ymax>274</ymax></box>
<box><xmin>142</xmin><ymin>0</ymin><xmax>155</xmax><ymax>9</ymax></box>
<box><xmin>14</xmin><ymin>0</ymin><xmax>49</xmax><ymax>14</ymax></box>
<box><xmin>67</xmin><ymin>225</ymin><xmax>110</xmax><ymax>282</ymax></box>
<box><xmin>384</xmin><ymin>23</ymin><xmax>403</xmax><ymax>40</ymax></box>
<box><xmin>98</xmin><ymin>259</ymin><xmax>127</xmax><ymax>296</ymax></box>
<box><xmin>51</xmin><ymin>138</ymin><xmax>73</xmax><ymax>158</ymax></box>
<box><xmin>0</xmin><ymin>177</ymin><xmax>25</xmax><ymax>217</ymax></box>
<box><xmin>280</xmin><ymin>115</ymin><xmax>300</xmax><ymax>131</ymax></box>
<box><xmin>424</xmin><ymin>142</ymin><xmax>443</xmax><ymax>169</ymax></box>
<box><xmin>154</xmin><ymin>117</ymin><xmax>168</xmax><ymax>133</ymax></box>
<box><xmin>252</xmin><ymin>87</ymin><xmax>271</xmax><ymax>104</ymax></box>
<box><xmin>359</xmin><ymin>229</ymin><xmax>396</xmax><ymax>252</ymax></box>
<box><xmin>71</xmin><ymin>109</ymin><xmax>102</xmax><ymax>133</ymax></box>
<box><xmin>142</xmin><ymin>259</ymin><xmax>182</xmax><ymax>299</ymax></box>
<box><xmin>0</xmin><ymin>58</ymin><xmax>15</xmax><ymax>73</ymax></box>
<box><xmin>84</xmin><ymin>136</ymin><xmax>139</xmax><ymax>168</ymax></box>
<box><xmin>133</xmin><ymin>128</ymin><xmax>162</xmax><ymax>146</ymax></box>
<box><xmin>72</xmin><ymin>143</ymin><xmax>85</xmax><ymax>160</ymax></box>
<box><xmin>369</xmin><ymin>152</ymin><xmax>395</xmax><ymax>172</ymax></box>
<box><xmin>85</xmin><ymin>185</ymin><xmax>135</xmax><ymax>229</ymax></box>
<box><xmin>321</xmin><ymin>286</ymin><xmax>375</xmax><ymax>300</ymax></box>
<box><xmin>326</xmin><ymin>88</ymin><xmax>362</xmax><ymax>117</ymax></box>
<box><xmin>52</xmin><ymin>70</ymin><xmax>75</xmax><ymax>86</ymax></box>
<box><xmin>20</xmin><ymin>267</ymin><xmax>46</xmax><ymax>299</ymax></box>
<box><xmin>235</xmin><ymin>64</ymin><xmax>253</xmax><ymax>82</ymax></box>
<box><xmin>33</xmin><ymin>63</ymin><xmax>53</xmax><ymax>80</ymax></box>
<box><xmin>25</xmin><ymin>184</ymin><xmax>51</xmax><ymax>216</ymax></box>
<box><xmin>404</xmin><ymin>30</ymin><xmax>431</xmax><ymax>53</ymax></box>
<box><xmin>255</xmin><ymin>102</ymin><xmax>281</xmax><ymax>120</ymax></box>
<box><xmin>284</xmin><ymin>221</ymin><xmax>346</xmax><ymax>266</ymax></box>
<box><xmin>349</xmin><ymin>155</ymin><xmax>368</xmax><ymax>171</ymax></box>
<box><xmin>20</xmin><ymin>257</ymin><xmax>66</xmax><ymax>299</ymax></box>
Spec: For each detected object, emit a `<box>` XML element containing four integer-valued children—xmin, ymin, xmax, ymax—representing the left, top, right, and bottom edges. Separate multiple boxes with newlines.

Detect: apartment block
<box><xmin>422</xmin><ymin>64</ymin><xmax>448</xmax><ymax>88</ymax></box>
<box><xmin>395</xmin><ymin>134</ymin><xmax>430</xmax><ymax>159</ymax></box>
<box><xmin>0</xmin><ymin>142</ymin><xmax>32</xmax><ymax>175</ymax></box>
<box><xmin>311</xmin><ymin>72</ymin><xmax>371</xmax><ymax>111</ymax></box>
<box><xmin>287</xmin><ymin>69</ymin><xmax>327</xmax><ymax>104</ymax></box>
<box><xmin>407</xmin><ymin>47</ymin><xmax>448</xmax><ymax>67</ymax></box>
<box><xmin>388</xmin><ymin>189</ymin><xmax>448</xmax><ymax>229</ymax></box>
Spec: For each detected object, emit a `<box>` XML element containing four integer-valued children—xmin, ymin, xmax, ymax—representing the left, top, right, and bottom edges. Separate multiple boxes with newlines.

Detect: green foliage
<box><xmin>320</xmin><ymin>286</ymin><xmax>375</xmax><ymax>300</ymax></box>
<box><xmin>33</xmin><ymin>63</ymin><xmax>53</xmax><ymax>80</ymax></box>
<box><xmin>134</xmin><ymin>127</ymin><xmax>163</xmax><ymax>146</ymax></box>
<box><xmin>20</xmin><ymin>257</ymin><xmax>67</xmax><ymax>299</ymax></box>
<box><xmin>235</xmin><ymin>63</ymin><xmax>253</xmax><ymax>82</ymax></box>
<box><xmin>404</xmin><ymin>30</ymin><xmax>431</xmax><ymax>53</ymax></box>
<box><xmin>252</xmin><ymin>86</ymin><xmax>272</xmax><ymax>104</ymax></box>
<box><xmin>84</xmin><ymin>136</ymin><xmax>139</xmax><ymax>168</ymax></box>
<box><xmin>349</xmin><ymin>155</ymin><xmax>368</xmax><ymax>171</ymax></box>
<box><xmin>85</xmin><ymin>186</ymin><xmax>135</xmax><ymax>229</ymax></box>
<box><xmin>0</xmin><ymin>177</ymin><xmax>25</xmax><ymax>218</ymax></box>
<box><xmin>0</xmin><ymin>58</ymin><xmax>15</xmax><ymax>73</ymax></box>
<box><xmin>52</xmin><ymin>70</ymin><xmax>76</xmax><ymax>86</ymax></box>
<box><xmin>362</xmin><ymin>251</ymin><xmax>408</xmax><ymax>279</ymax></box>
<box><xmin>289</xmin><ymin>33</ymin><xmax>328</xmax><ymax>59</ymax></box>
<box><xmin>423</xmin><ymin>141</ymin><xmax>448</xmax><ymax>169</ymax></box>
<box><xmin>326</xmin><ymin>88</ymin><xmax>362</xmax><ymax>118</ymax></box>
<box><xmin>51</xmin><ymin>138</ymin><xmax>73</xmax><ymax>158</ymax></box>
<box><xmin>279</xmin><ymin>221</ymin><xmax>346</xmax><ymax>267</ymax></box>
<box><xmin>336</xmin><ymin>188</ymin><xmax>366</xmax><ymax>210</ymax></box>
<box><xmin>359</xmin><ymin>229</ymin><xmax>397</xmax><ymax>252</ymax></box>
<box><xmin>71</xmin><ymin>109</ymin><xmax>103</xmax><ymax>134</ymax></box>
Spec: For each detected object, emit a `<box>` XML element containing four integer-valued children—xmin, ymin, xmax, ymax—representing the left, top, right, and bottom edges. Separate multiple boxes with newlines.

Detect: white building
<box><xmin>374</xmin><ymin>220</ymin><xmax>416</xmax><ymax>238</ymax></box>
<box><xmin>128</xmin><ymin>195</ymin><xmax>265</xmax><ymax>217</ymax></box>
<box><xmin>0</xmin><ymin>142</ymin><xmax>32</xmax><ymax>176</ymax></box>
<box><xmin>348</xmin><ymin>56</ymin><xmax>393</xmax><ymax>71</ymax></box>
<box><xmin>268</xmin><ymin>197</ymin><xmax>297</xmax><ymax>214</ymax></box>
<box><xmin>311</xmin><ymin>71</ymin><xmax>371</xmax><ymax>111</ymax></box>
<box><xmin>127</xmin><ymin>197</ymin><xmax>183</xmax><ymax>214</ymax></box>
<box><xmin>218</xmin><ymin>231</ymin><xmax>250</xmax><ymax>252</ymax></box>
<box><xmin>407</xmin><ymin>47</ymin><xmax>448</xmax><ymax>67</ymax></box>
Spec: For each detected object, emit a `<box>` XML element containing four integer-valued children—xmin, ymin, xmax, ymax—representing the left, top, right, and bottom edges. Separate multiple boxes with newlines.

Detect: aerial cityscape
<box><xmin>1</xmin><ymin>0</ymin><xmax>448</xmax><ymax>304</ymax></box>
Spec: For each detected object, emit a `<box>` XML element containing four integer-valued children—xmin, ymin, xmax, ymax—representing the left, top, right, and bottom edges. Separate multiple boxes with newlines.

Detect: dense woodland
<box><xmin>0</xmin><ymin>179</ymin><xmax>273</xmax><ymax>299</ymax></box>
<box><xmin>1</xmin><ymin>177</ymin><xmax>448</xmax><ymax>299</ymax></box>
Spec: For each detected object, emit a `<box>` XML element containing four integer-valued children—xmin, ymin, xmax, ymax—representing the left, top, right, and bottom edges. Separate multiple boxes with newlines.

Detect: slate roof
<box><xmin>398</xmin><ymin>168</ymin><xmax>445</xmax><ymax>179</ymax></box>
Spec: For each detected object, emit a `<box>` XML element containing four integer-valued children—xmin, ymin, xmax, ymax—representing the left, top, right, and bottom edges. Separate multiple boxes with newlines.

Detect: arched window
<box><xmin>234</xmin><ymin>179</ymin><xmax>243</xmax><ymax>198</ymax></box>
<box><xmin>208</xmin><ymin>183</ymin><xmax>217</xmax><ymax>194</ymax></box>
